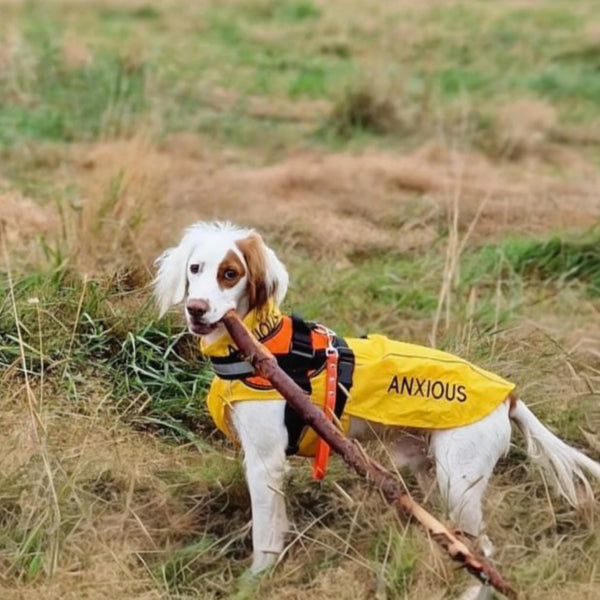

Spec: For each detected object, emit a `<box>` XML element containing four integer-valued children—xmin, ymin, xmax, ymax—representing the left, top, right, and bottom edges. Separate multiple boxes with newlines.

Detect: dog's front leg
<box><xmin>232</xmin><ymin>400</ymin><xmax>289</xmax><ymax>574</ymax></box>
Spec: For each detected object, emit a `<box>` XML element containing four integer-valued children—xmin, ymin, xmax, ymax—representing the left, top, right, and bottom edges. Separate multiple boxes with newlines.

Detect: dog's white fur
<box><xmin>155</xmin><ymin>221</ymin><xmax>600</xmax><ymax>599</ymax></box>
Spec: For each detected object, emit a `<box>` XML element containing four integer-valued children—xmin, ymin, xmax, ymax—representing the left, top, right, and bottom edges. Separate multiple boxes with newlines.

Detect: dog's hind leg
<box><xmin>388</xmin><ymin>431</ymin><xmax>434</xmax><ymax>496</ymax></box>
<box><xmin>430</xmin><ymin>402</ymin><xmax>512</xmax><ymax>600</ymax></box>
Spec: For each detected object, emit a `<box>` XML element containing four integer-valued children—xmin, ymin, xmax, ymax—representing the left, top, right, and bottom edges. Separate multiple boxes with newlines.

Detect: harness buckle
<box><xmin>321</xmin><ymin>325</ymin><xmax>339</xmax><ymax>358</ymax></box>
<box><xmin>325</xmin><ymin>344</ymin><xmax>339</xmax><ymax>358</ymax></box>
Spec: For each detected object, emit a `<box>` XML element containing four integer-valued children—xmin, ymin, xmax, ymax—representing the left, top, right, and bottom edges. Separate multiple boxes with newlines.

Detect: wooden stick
<box><xmin>221</xmin><ymin>310</ymin><xmax>517</xmax><ymax>599</ymax></box>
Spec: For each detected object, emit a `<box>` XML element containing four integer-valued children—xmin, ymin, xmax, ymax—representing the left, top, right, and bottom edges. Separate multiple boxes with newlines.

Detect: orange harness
<box><xmin>205</xmin><ymin>308</ymin><xmax>515</xmax><ymax>478</ymax></box>
<box><xmin>313</xmin><ymin>335</ymin><xmax>339</xmax><ymax>480</ymax></box>
<box><xmin>207</xmin><ymin>313</ymin><xmax>354</xmax><ymax>480</ymax></box>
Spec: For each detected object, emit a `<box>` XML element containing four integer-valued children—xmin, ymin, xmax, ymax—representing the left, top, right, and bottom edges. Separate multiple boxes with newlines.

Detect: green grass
<box><xmin>2</xmin><ymin>1</ymin><xmax>600</xmax><ymax>599</ymax></box>
<box><xmin>115</xmin><ymin>324</ymin><xmax>213</xmax><ymax>435</ymax></box>
<box><xmin>4</xmin><ymin>228</ymin><xmax>593</xmax><ymax>443</ymax></box>
<box><xmin>371</xmin><ymin>528</ymin><xmax>417</xmax><ymax>596</ymax></box>
<box><xmin>466</xmin><ymin>228</ymin><xmax>600</xmax><ymax>297</ymax></box>
<box><xmin>0</xmin><ymin>265</ymin><xmax>213</xmax><ymax>442</ymax></box>
<box><xmin>2</xmin><ymin>0</ymin><xmax>599</xmax><ymax>151</ymax></box>
<box><xmin>5</xmin><ymin>225</ymin><xmax>594</xmax><ymax>394</ymax></box>
<box><xmin>0</xmin><ymin>14</ymin><xmax>147</xmax><ymax>144</ymax></box>
<box><xmin>288</xmin><ymin>230</ymin><xmax>599</xmax><ymax>341</ymax></box>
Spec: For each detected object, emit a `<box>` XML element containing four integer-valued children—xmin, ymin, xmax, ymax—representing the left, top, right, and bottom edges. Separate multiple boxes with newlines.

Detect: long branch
<box><xmin>221</xmin><ymin>310</ymin><xmax>517</xmax><ymax>599</ymax></box>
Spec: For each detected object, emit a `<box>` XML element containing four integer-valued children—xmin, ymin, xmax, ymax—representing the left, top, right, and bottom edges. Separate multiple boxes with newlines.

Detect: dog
<box><xmin>154</xmin><ymin>221</ymin><xmax>600</xmax><ymax>600</ymax></box>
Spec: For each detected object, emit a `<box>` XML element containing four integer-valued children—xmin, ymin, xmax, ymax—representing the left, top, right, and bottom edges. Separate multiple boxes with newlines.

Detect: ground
<box><xmin>1</xmin><ymin>0</ymin><xmax>600</xmax><ymax>598</ymax></box>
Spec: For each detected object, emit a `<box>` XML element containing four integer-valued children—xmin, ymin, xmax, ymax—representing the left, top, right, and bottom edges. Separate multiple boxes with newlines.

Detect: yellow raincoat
<box><xmin>202</xmin><ymin>306</ymin><xmax>515</xmax><ymax>457</ymax></box>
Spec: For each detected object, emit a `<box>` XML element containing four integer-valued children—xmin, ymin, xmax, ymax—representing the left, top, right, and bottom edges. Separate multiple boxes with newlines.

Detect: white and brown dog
<box><xmin>154</xmin><ymin>221</ymin><xmax>600</xmax><ymax>600</ymax></box>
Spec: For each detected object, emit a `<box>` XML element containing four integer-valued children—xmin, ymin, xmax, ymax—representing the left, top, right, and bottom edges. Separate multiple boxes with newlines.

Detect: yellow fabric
<box><xmin>205</xmin><ymin>360</ymin><xmax>351</xmax><ymax>457</ymax></box>
<box><xmin>202</xmin><ymin>302</ymin><xmax>284</xmax><ymax>447</ymax></box>
<box><xmin>344</xmin><ymin>335</ymin><xmax>515</xmax><ymax>430</ymax></box>
<box><xmin>200</xmin><ymin>301</ymin><xmax>282</xmax><ymax>358</ymax></box>
<box><xmin>203</xmin><ymin>310</ymin><xmax>515</xmax><ymax>457</ymax></box>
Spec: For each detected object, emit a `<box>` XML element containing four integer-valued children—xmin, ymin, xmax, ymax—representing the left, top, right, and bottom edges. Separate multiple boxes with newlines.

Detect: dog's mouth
<box><xmin>189</xmin><ymin>321</ymin><xmax>218</xmax><ymax>336</ymax></box>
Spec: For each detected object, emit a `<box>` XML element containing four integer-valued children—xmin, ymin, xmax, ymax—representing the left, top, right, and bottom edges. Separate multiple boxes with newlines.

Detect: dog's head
<box><xmin>153</xmin><ymin>222</ymin><xmax>288</xmax><ymax>336</ymax></box>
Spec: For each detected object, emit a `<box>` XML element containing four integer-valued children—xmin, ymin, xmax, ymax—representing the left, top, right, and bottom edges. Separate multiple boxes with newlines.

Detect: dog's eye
<box><xmin>190</xmin><ymin>264</ymin><xmax>200</xmax><ymax>275</ymax></box>
<box><xmin>224</xmin><ymin>268</ymin><xmax>238</xmax><ymax>281</ymax></box>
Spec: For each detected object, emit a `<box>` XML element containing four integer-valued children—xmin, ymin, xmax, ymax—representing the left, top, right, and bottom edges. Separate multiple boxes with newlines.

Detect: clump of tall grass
<box><xmin>0</xmin><ymin>263</ymin><xmax>213</xmax><ymax>439</ymax></box>
<box><xmin>115</xmin><ymin>323</ymin><xmax>214</xmax><ymax>436</ymax></box>
<box><xmin>466</xmin><ymin>229</ymin><xmax>600</xmax><ymax>296</ymax></box>
<box><xmin>324</xmin><ymin>86</ymin><xmax>399</xmax><ymax>138</ymax></box>
<box><xmin>507</xmin><ymin>233</ymin><xmax>600</xmax><ymax>296</ymax></box>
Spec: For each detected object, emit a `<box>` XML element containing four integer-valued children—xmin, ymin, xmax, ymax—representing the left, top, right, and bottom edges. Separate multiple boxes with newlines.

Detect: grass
<box><xmin>2</xmin><ymin>0</ymin><xmax>600</xmax><ymax>153</ymax></box>
<box><xmin>2</xmin><ymin>224</ymin><xmax>599</xmax><ymax>597</ymax></box>
<box><xmin>321</xmin><ymin>85</ymin><xmax>399</xmax><ymax>140</ymax></box>
<box><xmin>2</xmin><ymin>0</ymin><xmax>600</xmax><ymax>599</ymax></box>
<box><xmin>3</xmin><ymin>199</ymin><xmax>600</xmax><ymax>598</ymax></box>
<box><xmin>0</xmin><ymin>267</ymin><xmax>215</xmax><ymax>441</ymax></box>
<box><xmin>0</xmin><ymin>13</ymin><xmax>147</xmax><ymax>143</ymax></box>
<box><xmin>500</xmin><ymin>232</ymin><xmax>600</xmax><ymax>296</ymax></box>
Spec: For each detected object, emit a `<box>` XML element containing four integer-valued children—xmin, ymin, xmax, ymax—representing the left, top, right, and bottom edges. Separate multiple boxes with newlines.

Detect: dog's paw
<box><xmin>456</xmin><ymin>585</ymin><xmax>493</xmax><ymax>600</ymax></box>
<box><xmin>250</xmin><ymin>550</ymin><xmax>279</xmax><ymax>574</ymax></box>
<box><xmin>231</xmin><ymin>559</ymin><xmax>276</xmax><ymax>600</ymax></box>
<box><xmin>231</xmin><ymin>573</ymin><xmax>260</xmax><ymax>600</ymax></box>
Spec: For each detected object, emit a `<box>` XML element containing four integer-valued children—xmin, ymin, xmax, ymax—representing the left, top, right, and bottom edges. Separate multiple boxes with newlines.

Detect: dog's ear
<box><xmin>236</xmin><ymin>234</ymin><xmax>288</xmax><ymax>312</ymax></box>
<box><xmin>153</xmin><ymin>239</ymin><xmax>194</xmax><ymax>317</ymax></box>
<box><xmin>264</xmin><ymin>243</ymin><xmax>289</xmax><ymax>307</ymax></box>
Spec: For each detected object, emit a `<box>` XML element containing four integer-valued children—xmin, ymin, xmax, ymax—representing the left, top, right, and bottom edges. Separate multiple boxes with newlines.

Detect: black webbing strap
<box><xmin>283</xmin><ymin>315</ymin><xmax>316</xmax><ymax>453</ymax></box>
<box><xmin>289</xmin><ymin>314</ymin><xmax>314</xmax><ymax>358</ymax></box>
<box><xmin>210</xmin><ymin>358</ymin><xmax>255</xmax><ymax>379</ymax></box>
<box><xmin>284</xmin><ymin>330</ymin><xmax>355</xmax><ymax>456</ymax></box>
<box><xmin>283</xmin><ymin>406</ymin><xmax>307</xmax><ymax>456</ymax></box>
<box><xmin>207</xmin><ymin>314</ymin><xmax>355</xmax><ymax>456</ymax></box>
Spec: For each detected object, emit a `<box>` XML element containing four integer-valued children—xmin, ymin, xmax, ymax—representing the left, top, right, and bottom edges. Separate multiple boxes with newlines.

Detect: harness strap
<box><xmin>285</xmin><ymin>334</ymin><xmax>354</xmax><ymax>457</ymax></box>
<box><xmin>210</xmin><ymin>360</ymin><xmax>255</xmax><ymax>378</ymax></box>
<box><xmin>207</xmin><ymin>314</ymin><xmax>355</xmax><ymax>458</ymax></box>
<box><xmin>312</xmin><ymin>343</ymin><xmax>338</xmax><ymax>480</ymax></box>
<box><xmin>284</xmin><ymin>316</ymin><xmax>319</xmax><ymax>455</ymax></box>
<box><xmin>211</xmin><ymin>314</ymin><xmax>319</xmax><ymax>380</ymax></box>
<box><xmin>289</xmin><ymin>314</ymin><xmax>315</xmax><ymax>358</ymax></box>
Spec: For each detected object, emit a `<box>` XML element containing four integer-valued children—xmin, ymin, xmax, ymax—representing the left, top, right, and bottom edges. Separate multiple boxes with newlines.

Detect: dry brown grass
<box><xmin>0</xmin><ymin>373</ymin><xmax>223</xmax><ymax>599</ymax></box>
<box><xmin>7</xmin><ymin>134</ymin><xmax>593</xmax><ymax>274</ymax></box>
<box><xmin>0</xmin><ymin>183</ymin><xmax>60</xmax><ymax>270</ymax></box>
<box><xmin>494</xmin><ymin>99</ymin><xmax>558</xmax><ymax>159</ymax></box>
<box><xmin>2</xmin><ymin>0</ymin><xmax>600</xmax><ymax>596</ymax></box>
<box><xmin>3</xmin><ymin>268</ymin><xmax>599</xmax><ymax>599</ymax></box>
<box><xmin>1</xmin><ymin>190</ymin><xmax>58</xmax><ymax>244</ymax></box>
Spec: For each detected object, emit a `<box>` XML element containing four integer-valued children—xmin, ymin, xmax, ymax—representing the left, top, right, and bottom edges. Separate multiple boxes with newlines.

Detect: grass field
<box><xmin>1</xmin><ymin>0</ymin><xmax>600</xmax><ymax>598</ymax></box>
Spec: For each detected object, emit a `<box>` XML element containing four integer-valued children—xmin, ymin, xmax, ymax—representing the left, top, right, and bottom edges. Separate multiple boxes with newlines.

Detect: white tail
<box><xmin>510</xmin><ymin>400</ymin><xmax>600</xmax><ymax>507</ymax></box>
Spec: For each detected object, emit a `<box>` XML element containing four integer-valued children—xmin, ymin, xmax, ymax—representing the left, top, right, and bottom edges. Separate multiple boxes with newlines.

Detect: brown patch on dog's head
<box><xmin>217</xmin><ymin>249</ymin><xmax>246</xmax><ymax>289</ymax></box>
<box><xmin>236</xmin><ymin>234</ymin><xmax>270</xmax><ymax>313</ymax></box>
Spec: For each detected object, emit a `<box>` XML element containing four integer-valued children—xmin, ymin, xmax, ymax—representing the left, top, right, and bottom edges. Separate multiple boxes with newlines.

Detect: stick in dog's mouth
<box><xmin>219</xmin><ymin>309</ymin><xmax>517</xmax><ymax>600</ymax></box>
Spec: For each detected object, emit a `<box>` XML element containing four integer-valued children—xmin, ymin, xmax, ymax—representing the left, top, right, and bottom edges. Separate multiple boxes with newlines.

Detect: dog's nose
<box><xmin>187</xmin><ymin>299</ymin><xmax>210</xmax><ymax>319</ymax></box>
